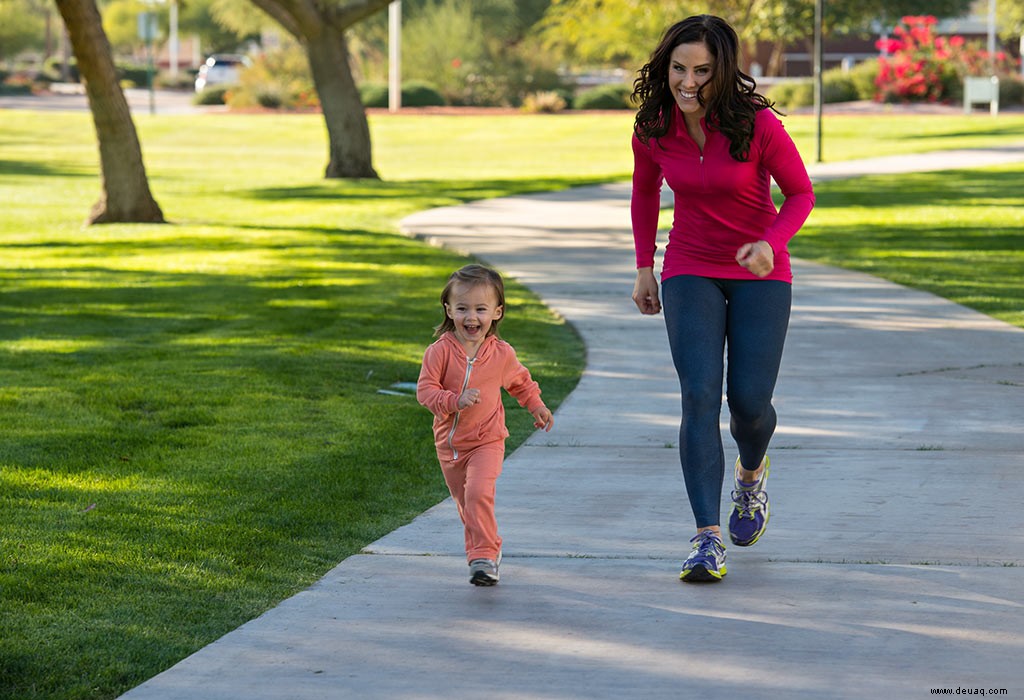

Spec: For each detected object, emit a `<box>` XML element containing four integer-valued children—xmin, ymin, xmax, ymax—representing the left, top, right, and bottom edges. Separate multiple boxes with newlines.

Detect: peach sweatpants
<box><xmin>439</xmin><ymin>442</ymin><xmax>504</xmax><ymax>562</ymax></box>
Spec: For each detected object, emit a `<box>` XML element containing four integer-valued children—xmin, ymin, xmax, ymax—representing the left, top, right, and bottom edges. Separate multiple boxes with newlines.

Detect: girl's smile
<box><xmin>445</xmin><ymin>282</ymin><xmax>503</xmax><ymax>354</ymax></box>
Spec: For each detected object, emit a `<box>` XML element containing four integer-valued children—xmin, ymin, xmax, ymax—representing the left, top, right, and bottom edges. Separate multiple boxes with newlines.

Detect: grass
<box><xmin>781</xmin><ymin>111</ymin><xmax>1024</xmax><ymax>162</ymax></box>
<box><xmin>0</xmin><ymin>107</ymin><xmax>1022</xmax><ymax>699</ymax></box>
<box><xmin>792</xmin><ymin>165</ymin><xmax>1024</xmax><ymax>329</ymax></box>
<box><xmin>1</xmin><ymin>111</ymin><xmax>609</xmax><ymax>700</ymax></box>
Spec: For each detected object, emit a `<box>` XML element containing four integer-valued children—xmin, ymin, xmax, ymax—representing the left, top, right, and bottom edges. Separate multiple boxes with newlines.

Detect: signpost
<box><xmin>137</xmin><ymin>11</ymin><xmax>158</xmax><ymax>114</ymax></box>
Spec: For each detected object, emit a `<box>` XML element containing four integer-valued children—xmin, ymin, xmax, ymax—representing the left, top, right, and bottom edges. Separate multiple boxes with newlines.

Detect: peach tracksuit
<box><xmin>417</xmin><ymin>331</ymin><xmax>547</xmax><ymax>562</ymax></box>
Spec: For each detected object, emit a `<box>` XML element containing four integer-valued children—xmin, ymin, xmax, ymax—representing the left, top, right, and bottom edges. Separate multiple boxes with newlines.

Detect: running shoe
<box><xmin>729</xmin><ymin>455</ymin><xmax>770</xmax><ymax>547</ymax></box>
<box><xmin>679</xmin><ymin>530</ymin><xmax>727</xmax><ymax>582</ymax></box>
<box><xmin>469</xmin><ymin>550</ymin><xmax>501</xmax><ymax>586</ymax></box>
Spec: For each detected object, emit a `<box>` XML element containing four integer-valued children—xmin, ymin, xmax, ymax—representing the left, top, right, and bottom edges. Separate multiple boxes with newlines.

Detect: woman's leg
<box><xmin>662</xmin><ymin>275</ymin><xmax>728</xmax><ymax>530</ymax></box>
<box><xmin>723</xmin><ymin>280</ymin><xmax>791</xmax><ymax>471</ymax></box>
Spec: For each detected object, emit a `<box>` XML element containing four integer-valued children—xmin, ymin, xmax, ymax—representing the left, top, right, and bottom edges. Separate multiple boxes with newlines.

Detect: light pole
<box><xmin>389</xmin><ymin>1</ymin><xmax>401</xmax><ymax>112</ymax></box>
<box><xmin>813</xmin><ymin>0</ymin><xmax>823</xmax><ymax>163</ymax></box>
<box><xmin>169</xmin><ymin>0</ymin><xmax>178</xmax><ymax>80</ymax></box>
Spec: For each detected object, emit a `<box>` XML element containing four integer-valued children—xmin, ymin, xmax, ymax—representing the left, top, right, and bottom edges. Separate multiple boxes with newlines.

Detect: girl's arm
<box><xmin>416</xmin><ymin>346</ymin><xmax>460</xmax><ymax>417</ymax></box>
<box><xmin>502</xmin><ymin>348</ymin><xmax>549</xmax><ymax>428</ymax></box>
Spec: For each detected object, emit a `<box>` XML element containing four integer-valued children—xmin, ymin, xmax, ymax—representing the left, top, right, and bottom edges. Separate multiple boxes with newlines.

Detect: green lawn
<box><xmin>1</xmin><ymin>108</ymin><xmax>1022</xmax><ymax>699</ymax></box>
<box><xmin>793</xmin><ymin>165</ymin><xmax>1024</xmax><ymax>329</ymax></box>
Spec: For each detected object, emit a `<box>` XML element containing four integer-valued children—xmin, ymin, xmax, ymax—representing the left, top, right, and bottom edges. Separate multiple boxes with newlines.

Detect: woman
<box><xmin>629</xmin><ymin>15</ymin><xmax>815</xmax><ymax>582</ymax></box>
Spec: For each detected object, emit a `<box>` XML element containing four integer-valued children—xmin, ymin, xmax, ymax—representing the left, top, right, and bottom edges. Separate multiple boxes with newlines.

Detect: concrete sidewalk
<box><xmin>121</xmin><ymin>149</ymin><xmax>1024</xmax><ymax>699</ymax></box>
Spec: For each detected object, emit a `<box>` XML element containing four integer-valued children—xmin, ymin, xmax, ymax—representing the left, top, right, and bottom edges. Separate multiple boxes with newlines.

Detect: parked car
<box><xmin>194</xmin><ymin>54</ymin><xmax>251</xmax><ymax>92</ymax></box>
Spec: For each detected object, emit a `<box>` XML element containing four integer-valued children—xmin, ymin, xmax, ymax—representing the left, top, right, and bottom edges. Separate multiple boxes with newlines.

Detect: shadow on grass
<box><xmin>242</xmin><ymin>177</ymin><xmax>616</xmax><ymax>204</ymax></box>
<box><xmin>901</xmin><ymin>126</ymin><xmax>1024</xmax><ymax>140</ymax></box>
<box><xmin>0</xmin><ymin>225</ymin><xmax>412</xmax><ymax>251</ymax></box>
<box><xmin>0</xmin><ymin>158</ymin><xmax>94</xmax><ymax>178</ymax></box>
<box><xmin>811</xmin><ymin>168</ymin><xmax>1024</xmax><ymax>208</ymax></box>
<box><xmin>795</xmin><ymin>167</ymin><xmax>1024</xmax><ymax>326</ymax></box>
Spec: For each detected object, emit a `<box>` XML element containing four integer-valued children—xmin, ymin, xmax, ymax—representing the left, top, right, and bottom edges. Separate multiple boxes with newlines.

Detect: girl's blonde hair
<box><xmin>434</xmin><ymin>264</ymin><xmax>506</xmax><ymax>338</ymax></box>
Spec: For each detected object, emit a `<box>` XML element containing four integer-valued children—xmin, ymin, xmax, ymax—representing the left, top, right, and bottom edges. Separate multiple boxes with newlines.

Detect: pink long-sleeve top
<box><xmin>417</xmin><ymin>332</ymin><xmax>545</xmax><ymax>462</ymax></box>
<box><xmin>631</xmin><ymin>106</ymin><xmax>815</xmax><ymax>283</ymax></box>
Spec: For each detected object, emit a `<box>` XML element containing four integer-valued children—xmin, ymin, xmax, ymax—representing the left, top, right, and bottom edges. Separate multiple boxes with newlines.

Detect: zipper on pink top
<box><xmin>446</xmin><ymin>356</ymin><xmax>476</xmax><ymax>460</ymax></box>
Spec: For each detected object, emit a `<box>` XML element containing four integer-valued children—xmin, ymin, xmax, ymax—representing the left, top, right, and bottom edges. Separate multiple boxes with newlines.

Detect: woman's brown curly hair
<box><xmin>631</xmin><ymin>14</ymin><xmax>778</xmax><ymax>162</ymax></box>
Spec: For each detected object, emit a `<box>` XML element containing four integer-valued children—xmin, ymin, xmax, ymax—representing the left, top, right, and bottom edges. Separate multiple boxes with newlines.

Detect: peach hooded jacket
<box><xmin>417</xmin><ymin>332</ymin><xmax>545</xmax><ymax>461</ymax></box>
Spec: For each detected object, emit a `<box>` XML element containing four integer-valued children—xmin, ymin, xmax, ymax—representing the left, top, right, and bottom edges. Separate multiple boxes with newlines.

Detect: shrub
<box><xmin>155</xmin><ymin>72</ymin><xmax>197</xmax><ymax>91</ymax></box>
<box><xmin>400</xmin><ymin>80</ymin><xmax>446</xmax><ymax>107</ymax></box>
<box><xmin>521</xmin><ymin>90</ymin><xmax>567</xmax><ymax>113</ymax></box>
<box><xmin>359</xmin><ymin>82</ymin><xmax>389</xmax><ymax>108</ymax></box>
<box><xmin>767</xmin><ymin>80</ymin><xmax>813</xmax><ymax>110</ymax></box>
<box><xmin>193</xmin><ymin>86</ymin><xmax>229</xmax><ymax>105</ymax></box>
<box><xmin>0</xmin><ymin>81</ymin><xmax>33</xmax><ymax>96</ymax></box>
<box><xmin>117</xmin><ymin>64</ymin><xmax>151</xmax><ymax>87</ymax></box>
<box><xmin>226</xmin><ymin>43</ymin><xmax>319</xmax><ymax>111</ymax></box>
<box><xmin>256</xmin><ymin>90</ymin><xmax>284</xmax><ymax>109</ymax></box>
<box><xmin>875</xmin><ymin>15</ymin><xmax>1021</xmax><ymax>103</ymax></box>
<box><xmin>42</xmin><ymin>56</ymin><xmax>78</xmax><ymax>82</ymax></box>
<box><xmin>766</xmin><ymin>64</ymin><xmax>874</xmax><ymax>110</ymax></box>
<box><xmin>574</xmin><ymin>83</ymin><xmax>633</xmax><ymax>110</ymax></box>
<box><xmin>822</xmin><ymin>69</ymin><xmax>859</xmax><ymax>103</ymax></box>
<box><xmin>1001</xmin><ymin>76</ymin><xmax>1024</xmax><ymax>105</ymax></box>
<box><xmin>847</xmin><ymin>58</ymin><xmax>880</xmax><ymax>100</ymax></box>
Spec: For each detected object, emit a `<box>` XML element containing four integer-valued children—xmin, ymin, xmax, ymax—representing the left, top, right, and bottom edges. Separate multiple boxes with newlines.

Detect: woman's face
<box><xmin>668</xmin><ymin>41</ymin><xmax>714</xmax><ymax>117</ymax></box>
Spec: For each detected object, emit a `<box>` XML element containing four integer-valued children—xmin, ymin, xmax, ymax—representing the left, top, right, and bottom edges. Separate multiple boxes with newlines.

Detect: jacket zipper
<box><xmin>446</xmin><ymin>356</ymin><xmax>476</xmax><ymax>460</ymax></box>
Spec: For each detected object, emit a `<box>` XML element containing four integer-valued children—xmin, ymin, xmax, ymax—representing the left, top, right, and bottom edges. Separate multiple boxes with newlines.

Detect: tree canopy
<box><xmin>539</xmin><ymin>0</ymin><xmax>978</xmax><ymax>68</ymax></box>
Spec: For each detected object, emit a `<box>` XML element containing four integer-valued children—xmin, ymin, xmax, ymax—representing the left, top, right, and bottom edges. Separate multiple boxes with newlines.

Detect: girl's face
<box><xmin>445</xmin><ymin>282</ymin><xmax>503</xmax><ymax>348</ymax></box>
<box><xmin>668</xmin><ymin>41</ymin><xmax>714</xmax><ymax>118</ymax></box>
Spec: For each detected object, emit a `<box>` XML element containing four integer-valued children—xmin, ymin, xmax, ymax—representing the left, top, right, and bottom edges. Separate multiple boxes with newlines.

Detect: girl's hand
<box><xmin>457</xmin><ymin>388</ymin><xmax>480</xmax><ymax>410</ymax></box>
<box><xmin>632</xmin><ymin>267</ymin><xmax>661</xmax><ymax>315</ymax></box>
<box><xmin>736</xmin><ymin>240</ymin><xmax>775</xmax><ymax>278</ymax></box>
<box><xmin>532</xmin><ymin>407</ymin><xmax>554</xmax><ymax>432</ymax></box>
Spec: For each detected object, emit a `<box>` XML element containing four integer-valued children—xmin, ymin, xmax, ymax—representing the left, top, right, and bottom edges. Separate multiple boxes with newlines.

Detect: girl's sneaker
<box><xmin>679</xmin><ymin>530</ymin><xmax>727</xmax><ymax>582</ymax></box>
<box><xmin>729</xmin><ymin>455</ymin><xmax>770</xmax><ymax>547</ymax></box>
<box><xmin>469</xmin><ymin>550</ymin><xmax>501</xmax><ymax>586</ymax></box>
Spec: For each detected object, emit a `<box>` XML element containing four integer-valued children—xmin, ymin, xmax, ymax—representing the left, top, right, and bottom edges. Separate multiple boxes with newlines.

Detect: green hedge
<box><xmin>359</xmin><ymin>80</ymin><xmax>446</xmax><ymax>108</ymax></box>
<box><xmin>574</xmin><ymin>83</ymin><xmax>634</xmax><ymax>110</ymax></box>
<box><xmin>767</xmin><ymin>61</ymin><xmax>880</xmax><ymax>110</ymax></box>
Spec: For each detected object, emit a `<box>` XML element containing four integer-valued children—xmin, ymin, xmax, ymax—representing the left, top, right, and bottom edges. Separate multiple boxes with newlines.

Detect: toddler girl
<box><xmin>417</xmin><ymin>265</ymin><xmax>553</xmax><ymax>585</ymax></box>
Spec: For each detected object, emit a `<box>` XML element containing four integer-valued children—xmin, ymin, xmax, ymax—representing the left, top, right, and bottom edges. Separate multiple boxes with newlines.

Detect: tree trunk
<box><xmin>305</xmin><ymin>25</ymin><xmax>379</xmax><ymax>179</ymax></box>
<box><xmin>55</xmin><ymin>0</ymin><xmax>165</xmax><ymax>224</ymax></box>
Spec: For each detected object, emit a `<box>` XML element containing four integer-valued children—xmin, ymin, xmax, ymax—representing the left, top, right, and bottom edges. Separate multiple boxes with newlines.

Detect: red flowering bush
<box><xmin>874</xmin><ymin>15</ymin><xmax>1021</xmax><ymax>103</ymax></box>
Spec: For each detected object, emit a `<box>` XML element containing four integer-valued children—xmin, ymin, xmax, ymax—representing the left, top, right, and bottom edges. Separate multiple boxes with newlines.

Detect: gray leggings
<box><xmin>661</xmin><ymin>275</ymin><xmax>791</xmax><ymax>529</ymax></box>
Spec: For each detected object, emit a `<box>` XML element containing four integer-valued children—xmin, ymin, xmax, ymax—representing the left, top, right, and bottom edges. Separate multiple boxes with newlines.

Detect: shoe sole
<box><xmin>470</xmin><ymin>572</ymin><xmax>498</xmax><ymax>586</ymax></box>
<box><xmin>679</xmin><ymin>564</ymin><xmax>726</xmax><ymax>582</ymax></box>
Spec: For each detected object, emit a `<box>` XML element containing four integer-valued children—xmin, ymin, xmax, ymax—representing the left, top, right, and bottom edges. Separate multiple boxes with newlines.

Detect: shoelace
<box><xmin>730</xmin><ymin>487</ymin><xmax>768</xmax><ymax>519</ymax></box>
<box><xmin>690</xmin><ymin>530</ymin><xmax>724</xmax><ymax>555</ymax></box>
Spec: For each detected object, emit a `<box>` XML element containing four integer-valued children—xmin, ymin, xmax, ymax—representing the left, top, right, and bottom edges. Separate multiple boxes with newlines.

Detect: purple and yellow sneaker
<box><xmin>679</xmin><ymin>530</ymin><xmax>727</xmax><ymax>582</ymax></box>
<box><xmin>729</xmin><ymin>455</ymin><xmax>770</xmax><ymax>547</ymax></box>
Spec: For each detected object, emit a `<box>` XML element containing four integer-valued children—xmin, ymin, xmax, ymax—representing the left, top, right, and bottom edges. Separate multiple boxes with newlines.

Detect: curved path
<box><xmin>122</xmin><ymin>147</ymin><xmax>1024</xmax><ymax>699</ymax></box>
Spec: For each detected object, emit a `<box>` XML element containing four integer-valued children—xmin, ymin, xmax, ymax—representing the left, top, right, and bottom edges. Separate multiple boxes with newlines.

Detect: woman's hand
<box><xmin>736</xmin><ymin>240</ymin><xmax>775</xmax><ymax>278</ymax></box>
<box><xmin>632</xmin><ymin>267</ymin><xmax>661</xmax><ymax>315</ymax></box>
